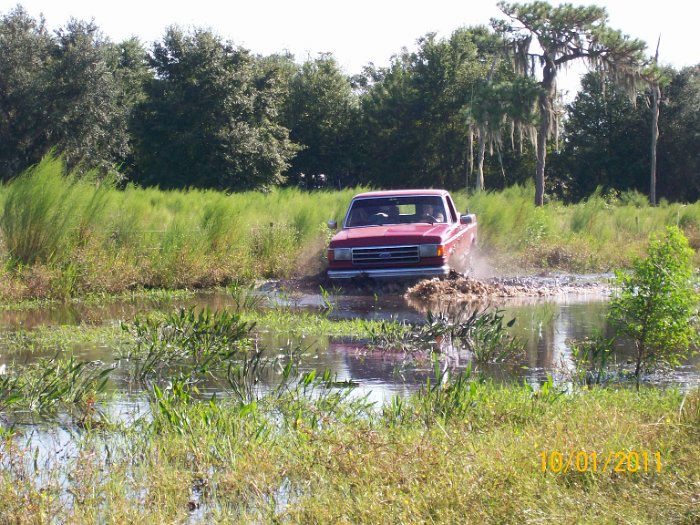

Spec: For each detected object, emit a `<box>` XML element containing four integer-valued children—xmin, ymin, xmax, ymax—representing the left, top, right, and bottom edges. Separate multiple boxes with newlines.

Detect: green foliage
<box><xmin>0</xmin><ymin>378</ymin><xmax>696</xmax><ymax>522</ymax></box>
<box><xmin>247</xmin><ymin>222</ymin><xmax>299</xmax><ymax>277</ymax></box>
<box><xmin>0</xmin><ymin>156</ymin><xmax>111</xmax><ymax>264</ymax></box>
<box><xmin>281</xmin><ymin>54</ymin><xmax>359</xmax><ymax>186</ymax></box>
<box><xmin>0</xmin><ymin>7</ymin><xmax>130</xmax><ymax>179</ymax></box>
<box><xmin>131</xmin><ymin>27</ymin><xmax>297</xmax><ymax>190</ymax></box>
<box><xmin>0</xmin><ymin>355</ymin><xmax>112</xmax><ymax>424</ymax></box>
<box><xmin>679</xmin><ymin>387</ymin><xmax>700</xmax><ymax>428</ymax></box>
<box><xmin>559</xmin><ymin>73</ymin><xmax>650</xmax><ymax>201</ymax></box>
<box><xmin>359</xmin><ymin>26</ymin><xmax>519</xmax><ymax>189</ymax></box>
<box><xmin>2</xmin><ymin>164</ymin><xmax>700</xmax><ymax>300</ymax></box>
<box><xmin>659</xmin><ymin>66</ymin><xmax>700</xmax><ymax>202</ymax></box>
<box><xmin>495</xmin><ymin>1</ymin><xmax>647</xmax><ymax>205</ymax></box>
<box><xmin>569</xmin><ymin>334</ymin><xmax>618</xmax><ymax>386</ymax></box>
<box><xmin>227</xmin><ymin>280</ymin><xmax>264</xmax><ymax>312</ymax></box>
<box><xmin>608</xmin><ymin>226</ymin><xmax>699</xmax><ymax>381</ymax></box>
<box><xmin>413</xmin><ymin>361</ymin><xmax>483</xmax><ymax>424</ymax></box>
<box><xmin>1</xmin><ymin>6</ymin><xmax>699</xmax><ymax>200</ymax></box>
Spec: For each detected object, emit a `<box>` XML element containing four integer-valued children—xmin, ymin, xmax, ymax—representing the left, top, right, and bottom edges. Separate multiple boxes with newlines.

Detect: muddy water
<box><xmin>1</xmin><ymin>285</ymin><xmax>699</xmax><ymax>405</ymax></box>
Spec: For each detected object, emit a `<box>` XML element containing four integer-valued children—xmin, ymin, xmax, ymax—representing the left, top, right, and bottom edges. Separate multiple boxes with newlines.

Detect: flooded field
<box><xmin>1</xmin><ymin>276</ymin><xmax>698</xmax><ymax>523</ymax></box>
<box><xmin>1</xmin><ymin>275</ymin><xmax>698</xmax><ymax>405</ymax></box>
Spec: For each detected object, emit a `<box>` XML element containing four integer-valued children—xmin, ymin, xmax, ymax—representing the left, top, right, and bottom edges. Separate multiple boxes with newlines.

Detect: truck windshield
<box><xmin>345</xmin><ymin>196</ymin><xmax>447</xmax><ymax>227</ymax></box>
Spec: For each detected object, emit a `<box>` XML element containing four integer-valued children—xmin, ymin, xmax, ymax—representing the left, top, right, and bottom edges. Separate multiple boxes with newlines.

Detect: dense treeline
<box><xmin>0</xmin><ymin>4</ymin><xmax>698</xmax><ymax>201</ymax></box>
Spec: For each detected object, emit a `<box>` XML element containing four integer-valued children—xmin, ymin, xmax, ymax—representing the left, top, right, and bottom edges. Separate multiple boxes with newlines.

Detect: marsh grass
<box><xmin>122</xmin><ymin>307</ymin><xmax>256</xmax><ymax>385</ymax></box>
<box><xmin>454</xmin><ymin>184</ymin><xmax>700</xmax><ymax>271</ymax></box>
<box><xmin>0</xmin><ymin>297</ymin><xmax>697</xmax><ymax>523</ymax></box>
<box><xmin>0</xmin><ymin>371</ymin><xmax>697</xmax><ymax>523</ymax></box>
<box><xmin>0</xmin><ymin>308</ymin><xmax>399</xmax><ymax>362</ymax></box>
<box><xmin>0</xmin><ymin>324</ymin><xmax>131</xmax><ymax>351</ymax></box>
<box><xmin>0</xmin><ymin>158</ymin><xmax>361</xmax><ymax>300</ymax></box>
<box><xmin>569</xmin><ymin>335</ymin><xmax>620</xmax><ymax>386</ymax></box>
<box><xmin>2</xmin><ymin>160</ymin><xmax>700</xmax><ymax>302</ymax></box>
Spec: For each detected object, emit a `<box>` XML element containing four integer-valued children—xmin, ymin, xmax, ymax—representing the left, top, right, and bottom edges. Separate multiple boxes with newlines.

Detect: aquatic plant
<box><xmin>0</xmin><ymin>355</ymin><xmax>113</xmax><ymax>425</ymax></box>
<box><xmin>413</xmin><ymin>360</ymin><xmax>483</xmax><ymax>424</ymax></box>
<box><xmin>227</xmin><ymin>280</ymin><xmax>265</xmax><ymax>312</ymax></box>
<box><xmin>122</xmin><ymin>306</ymin><xmax>255</xmax><ymax>383</ymax></box>
<box><xmin>367</xmin><ymin>306</ymin><xmax>523</xmax><ymax>364</ymax></box>
<box><xmin>569</xmin><ymin>334</ymin><xmax>618</xmax><ymax>386</ymax></box>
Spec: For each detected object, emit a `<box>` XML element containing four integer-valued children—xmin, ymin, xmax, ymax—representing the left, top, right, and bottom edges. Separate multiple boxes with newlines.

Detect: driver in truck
<box><xmin>420</xmin><ymin>203</ymin><xmax>445</xmax><ymax>223</ymax></box>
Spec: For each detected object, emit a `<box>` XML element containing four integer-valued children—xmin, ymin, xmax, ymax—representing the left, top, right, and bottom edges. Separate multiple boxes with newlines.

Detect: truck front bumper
<box><xmin>327</xmin><ymin>265</ymin><xmax>451</xmax><ymax>280</ymax></box>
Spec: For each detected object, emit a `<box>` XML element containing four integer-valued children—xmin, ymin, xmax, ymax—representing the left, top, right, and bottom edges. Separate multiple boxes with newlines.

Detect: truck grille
<box><xmin>352</xmin><ymin>245</ymin><xmax>420</xmax><ymax>265</ymax></box>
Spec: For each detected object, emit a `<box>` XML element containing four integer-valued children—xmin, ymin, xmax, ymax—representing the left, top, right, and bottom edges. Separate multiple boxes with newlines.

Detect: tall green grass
<box><xmin>454</xmin><ymin>185</ymin><xmax>700</xmax><ymax>270</ymax></box>
<box><xmin>0</xmin><ymin>157</ymin><xmax>113</xmax><ymax>265</ymax></box>
<box><xmin>1</xmin><ymin>158</ymin><xmax>700</xmax><ymax>300</ymax></box>
<box><xmin>0</xmin><ymin>158</ymin><xmax>360</xmax><ymax>299</ymax></box>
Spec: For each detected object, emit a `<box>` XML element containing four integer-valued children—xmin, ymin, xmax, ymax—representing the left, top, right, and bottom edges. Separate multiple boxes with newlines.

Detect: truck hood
<box><xmin>330</xmin><ymin>224</ymin><xmax>452</xmax><ymax>247</ymax></box>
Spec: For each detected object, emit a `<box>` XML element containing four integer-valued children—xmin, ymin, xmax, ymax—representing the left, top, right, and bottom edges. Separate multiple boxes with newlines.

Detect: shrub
<box><xmin>608</xmin><ymin>226</ymin><xmax>699</xmax><ymax>384</ymax></box>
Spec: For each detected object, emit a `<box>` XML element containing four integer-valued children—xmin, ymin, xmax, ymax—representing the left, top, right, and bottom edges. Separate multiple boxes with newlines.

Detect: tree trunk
<box><xmin>535</xmin><ymin>112</ymin><xmax>548</xmax><ymax>206</ymax></box>
<box><xmin>650</xmin><ymin>83</ymin><xmax>660</xmax><ymax>206</ymax></box>
<box><xmin>476</xmin><ymin>124</ymin><xmax>487</xmax><ymax>192</ymax></box>
<box><xmin>535</xmin><ymin>60</ymin><xmax>556</xmax><ymax>207</ymax></box>
<box><xmin>474</xmin><ymin>58</ymin><xmax>497</xmax><ymax>193</ymax></box>
<box><xmin>635</xmin><ymin>341</ymin><xmax>644</xmax><ymax>391</ymax></box>
<box><xmin>466</xmin><ymin>130</ymin><xmax>473</xmax><ymax>191</ymax></box>
<box><xmin>650</xmin><ymin>38</ymin><xmax>661</xmax><ymax>207</ymax></box>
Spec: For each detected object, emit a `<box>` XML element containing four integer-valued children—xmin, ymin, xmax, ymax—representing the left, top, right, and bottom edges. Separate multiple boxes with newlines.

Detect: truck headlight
<box><xmin>332</xmin><ymin>248</ymin><xmax>352</xmax><ymax>261</ymax></box>
<box><xmin>419</xmin><ymin>244</ymin><xmax>445</xmax><ymax>258</ymax></box>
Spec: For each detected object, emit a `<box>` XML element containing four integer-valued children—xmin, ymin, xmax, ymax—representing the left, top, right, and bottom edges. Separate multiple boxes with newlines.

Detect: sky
<box><xmin>3</xmin><ymin>0</ymin><xmax>698</xmax><ymax>97</ymax></box>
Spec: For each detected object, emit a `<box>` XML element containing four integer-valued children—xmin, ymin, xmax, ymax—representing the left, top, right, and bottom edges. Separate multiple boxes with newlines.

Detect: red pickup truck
<box><xmin>326</xmin><ymin>189</ymin><xmax>477</xmax><ymax>279</ymax></box>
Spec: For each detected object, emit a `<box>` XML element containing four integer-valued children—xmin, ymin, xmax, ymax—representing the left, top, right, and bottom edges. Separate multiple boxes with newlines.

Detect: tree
<box><xmin>608</xmin><ymin>227</ymin><xmax>698</xmax><ymax>386</ymax></box>
<box><xmin>470</xmin><ymin>73</ymin><xmax>540</xmax><ymax>192</ymax></box>
<box><xmin>103</xmin><ymin>37</ymin><xmax>151</xmax><ymax>178</ymax></box>
<box><xmin>281</xmin><ymin>54</ymin><xmax>359</xmax><ymax>187</ymax></box>
<box><xmin>494</xmin><ymin>1</ymin><xmax>647</xmax><ymax>205</ymax></box>
<box><xmin>558</xmin><ymin>72</ymin><xmax>649</xmax><ymax>200</ymax></box>
<box><xmin>658</xmin><ymin>65</ymin><xmax>700</xmax><ymax>202</ymax></box>
<box><xmin>0</xmin><ymin>6</ymin><xmax>53</xmax><ymax>179</ymax></box>
<box><xmin>648</xmin><ymin>39</ymin><xmax>662</xmax><ymax>206</ymax></box>
<box><xmin>0</xmin><ymin>7</ymin><xmax>129</xmax><ymax>179</ymax></box>
<box><xmin>49</xmin><ymin>19</ymin><xmax>129</xmax><ymax>174</ymax></box>
<box><xmin>359</xmin><ymin>28</ymin><xmax>501</xmax><ymax>189</ymax></box>
<box><xmin>131</xmin><ymin>27</ymin><xmax>297</xmax><ymax>190</ymax></box>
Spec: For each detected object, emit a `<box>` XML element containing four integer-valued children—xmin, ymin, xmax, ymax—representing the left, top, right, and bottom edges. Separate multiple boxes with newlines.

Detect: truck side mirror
<box><xmin>460</xmin><ymin>214</ymin><xmax>475</xmax><ymax>225</ymax></box>
<box><xmin>327</xmin><ymin>220</ymin><xmax>337</xmax><ymax>230</ymax></box>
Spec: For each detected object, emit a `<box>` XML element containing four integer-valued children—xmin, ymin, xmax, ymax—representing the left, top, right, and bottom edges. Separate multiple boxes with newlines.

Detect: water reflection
<box><xmin>0</xmin><ymin>289</ymin><xmax>698</xmax><ymax>399</ymax></box>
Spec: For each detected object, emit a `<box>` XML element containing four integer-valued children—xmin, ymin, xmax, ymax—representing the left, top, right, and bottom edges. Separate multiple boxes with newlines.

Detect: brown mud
<box><xmin>269</xmin><ymin>269</ymin><xmax>611</xmax><ymax>303</ymax></box>
<box><xmin>406</xmin><ymin>271</ymin><xmax>611</xmax><ymax>302</ymax></box>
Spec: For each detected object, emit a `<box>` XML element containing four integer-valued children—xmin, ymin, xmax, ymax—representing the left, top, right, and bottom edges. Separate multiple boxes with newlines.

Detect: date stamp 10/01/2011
<box><xmin>540</xmin><ymin>451</ymin><xmax>662</xmax><ymax>474</ymax></box>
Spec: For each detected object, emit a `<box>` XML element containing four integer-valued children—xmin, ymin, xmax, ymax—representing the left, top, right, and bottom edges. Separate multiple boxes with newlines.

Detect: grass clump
<box><xmin>121</xmin><ymin>306</ymin><xmax>256</xmax><ymax>384</ymax></box>
<box><xmin>0</xmin><ymin>355</ymin><xmax>113</xmax><ymax>427</ymax></box>
<box><xmin>1</xmin><ymin>156</ymin><xmax>111</xmax><ymax>265</ymax></box>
